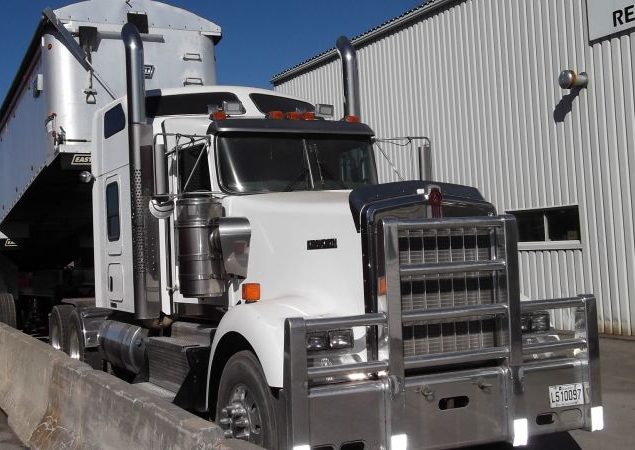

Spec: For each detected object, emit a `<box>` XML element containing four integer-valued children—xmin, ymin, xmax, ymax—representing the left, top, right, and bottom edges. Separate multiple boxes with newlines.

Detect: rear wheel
<box><xmin>0</xmin><ymin>293</ymin><xmax>17</xmax><ymax>328</ymax></box>
<box><xmin>68</xmin><ymin>309</ymin><xmax>102</xmax><ymax>369</ymax></box>
<box><xmin>49</xmin><ymin>304</ymin><xmax>74</xmax><ymax>353</ymax></box>
<box><xmin>215</xmin><ymin>351</ymin><xmax>279</xmax><ymax>449</ymax></box>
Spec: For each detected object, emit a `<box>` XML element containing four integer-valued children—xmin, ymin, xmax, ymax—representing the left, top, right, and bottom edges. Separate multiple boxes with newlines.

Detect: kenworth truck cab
<box><xmin>67</xmin><ymin>24</ymin><xmax>604</xmax><ymax>449</ymax></box>
<box><xmin>0</xmin><ymin>2</ymin><xmax>603</xmax><ymax>449</ymax></box>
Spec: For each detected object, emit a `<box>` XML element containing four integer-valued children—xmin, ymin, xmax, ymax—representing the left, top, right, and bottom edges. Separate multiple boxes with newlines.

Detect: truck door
<box><xmin>105</xmin><ymin>176</ymin><xmax>124</xmax><ymax>304</ymax></box>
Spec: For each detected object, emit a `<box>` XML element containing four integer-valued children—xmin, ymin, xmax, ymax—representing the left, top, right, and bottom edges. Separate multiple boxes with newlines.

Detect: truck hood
<box><xmin>222</xmin><ymin>191</ymin><xmax>365</xmax><ymax>318</ymax></box>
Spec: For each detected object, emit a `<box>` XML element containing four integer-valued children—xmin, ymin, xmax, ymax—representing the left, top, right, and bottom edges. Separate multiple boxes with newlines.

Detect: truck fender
<box><xmin>206</xmin><ymin>296</ymin><xmax>333</xmax><ymax>412</ymax></box>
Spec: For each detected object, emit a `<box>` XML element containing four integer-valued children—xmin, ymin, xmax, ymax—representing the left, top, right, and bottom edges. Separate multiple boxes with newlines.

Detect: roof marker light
<box><xmin>210</xmin><ymin>110</ymin><xmax>227</xmax><ymax>121</ymax></box>
<box><xmin>286</xmin><ymin>111</ymin><xmax>302</xmax><ymax>120</ymax></box>
<box><xmin>303</xmin><ymin>111</ymin><xmax>316</xmax><ymax>121</ymax></box>
<box><xmin>267</xmin><ymin>111</ymin><xmax>284</xmax><ymax>120</ymax></box>
<box><xmin>344</xmin><ymin>115</ymin><xmax>361</xmax><ymax>123</ymax></box>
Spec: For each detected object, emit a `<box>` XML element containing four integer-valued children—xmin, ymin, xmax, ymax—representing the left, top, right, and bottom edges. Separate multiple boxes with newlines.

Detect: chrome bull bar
<box><xmin>283</xmin><ymin>215</ymin><xmax>602</xmax><ymax>450</ymax></box>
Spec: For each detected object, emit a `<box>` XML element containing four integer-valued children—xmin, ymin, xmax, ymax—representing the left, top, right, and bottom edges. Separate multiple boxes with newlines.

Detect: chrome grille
<box><xmin>396</xmin><ymin>224</ymin><xmax>505</xmax><ymax>358</ymax></box>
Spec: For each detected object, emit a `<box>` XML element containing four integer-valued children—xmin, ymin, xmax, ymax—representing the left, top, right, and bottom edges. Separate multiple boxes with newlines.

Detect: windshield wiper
<box><xmin>316</xmin><ymin>165</ymin><xmax>348</xmax><ymax>190</ymax></box>
<box><xmin>283</xmin><ymin>168</ymin><xmax>310</xmax><ymax>192</ymax></box>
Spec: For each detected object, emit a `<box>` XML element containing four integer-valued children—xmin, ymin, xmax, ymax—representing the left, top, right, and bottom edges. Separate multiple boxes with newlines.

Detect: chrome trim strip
<box><xmin>284</xmin><ymin>318</ymin><xmax>310</xmax><ymax>447</ymax></box>
<box><xmin>400</xmin><ymin>259</ymin><xmax>506</xmax><ymax>277</ymax></box>
<box><xmin>307</xmin><ymin>361</ymin><xmax>389</xmax><ymax>380</ymax></box>
<box><xmin>404</xmin><ymin>347</ymin><xmax>510</xmax><ymax>370</ymax></box>
<box><xmin>305</xmin><ymin>313</ymin><xmax>387</xmax><ymax>331</ymax></box>
<box><xmin>522</xmin><ymin>338</ymin><xmax>587</xmax><ymax>355</ymax></box>
<box><xmin>502</xmin><ymin>216</ymin><xmax>524</xmax><ymax>397</ymax></box>
<box><xmin>401</xmin><ymin>304</ymin><xmax>508</xmax><ymax>324</ymax></box>
<box><xmin>395</xmin><ymin>216</ymin><xmax>505</xmax><ymax>230</ymax></box>
<box><xmin>581</xmin><ymin>295</ymin><xmax>602</xmax><ymax>430</ymax></box>
<box><xmin>521</xmin><ymin>297</ymin><xmax>586</xmax><ymax>312</ymax></box>
<box><xmin>383</xmin><ymin>218</ymin><xmax>406</xmax><ymax>439</ymax></box>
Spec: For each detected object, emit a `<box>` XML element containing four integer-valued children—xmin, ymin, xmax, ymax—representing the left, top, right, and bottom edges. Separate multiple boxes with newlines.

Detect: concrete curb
<box><xmin>0</xmin><ymin>323</ymin><xmax>260</xmax><ymax>450</ymax></box>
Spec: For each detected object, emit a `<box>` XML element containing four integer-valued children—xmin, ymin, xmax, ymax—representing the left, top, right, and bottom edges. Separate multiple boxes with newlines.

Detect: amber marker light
<box><xmin>267</xmin><ymin>111</ymin><xmax>284</xmax><ymax>120</ymax></box>
<box><xmin>344</xmin><ymin>115</ymin><xmax>361</xmax><ymax>123</ymax></box>
<box><xmin>242</xmin><ymin>283</ymin><xmax>261</xmax><ymax>303</ymax></box>
<box><xmin>210</xmin><ymin>110</ymin><xmax>227</xmax><ymax>120</ymax></box>
<box><xmin>286</xmin><ymin>111</ymin><xmax>302</xmax><ymax>120</ymax></box>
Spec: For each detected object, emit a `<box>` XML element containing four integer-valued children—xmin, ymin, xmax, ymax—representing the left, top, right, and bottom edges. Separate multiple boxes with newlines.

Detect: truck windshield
<box><xmin>217</xmin><ymin>135</ymin><xmax>378</xmax><ymax>193</ymax></box>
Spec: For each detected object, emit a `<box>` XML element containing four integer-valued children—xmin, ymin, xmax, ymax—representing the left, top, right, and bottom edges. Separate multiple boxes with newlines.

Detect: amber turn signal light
<box><xmin>242</xmin><ymin>283</ymin><xmax>261</xmax><ymax>302</ymax></box>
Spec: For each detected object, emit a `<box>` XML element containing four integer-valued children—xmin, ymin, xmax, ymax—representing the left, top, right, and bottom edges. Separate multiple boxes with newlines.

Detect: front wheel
<box><xmin>215</xmin><ymin>351</ymin><xmax>279</xmax><ymax>449</ymax></box>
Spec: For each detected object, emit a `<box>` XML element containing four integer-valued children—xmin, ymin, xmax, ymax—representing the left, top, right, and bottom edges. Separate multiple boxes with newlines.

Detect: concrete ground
<box><xmin>0</xmin><ymin>338</ymin><xmax>632</xmax><ymax>450</ymax></box>
<box><xmin>469</xmin><ymin>337</ymin><xmax>635</xmax><ymax>450</ymax></box>
<box><xmin>0</xmin><ymin>409</ymin><xmax>25</xmax><ymax>449</ymax></box>
<box><xmin>569</xmin><ymin>337</ymin><xmax>635</xmax><ymax>449</ymax></box>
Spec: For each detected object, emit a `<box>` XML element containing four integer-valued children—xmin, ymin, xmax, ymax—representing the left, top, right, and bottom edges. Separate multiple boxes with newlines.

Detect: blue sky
<box><xmin>0</xmin><ymin>0</ymin><xmax>423</xmax><ymax>100</ymax></box>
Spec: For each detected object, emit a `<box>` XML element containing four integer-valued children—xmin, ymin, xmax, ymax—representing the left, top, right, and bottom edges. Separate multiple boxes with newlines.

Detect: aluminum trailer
<box><xmin>0</xmin><ymin>0</ymin><xmax>220</xmax><ymax>333</ymax></box>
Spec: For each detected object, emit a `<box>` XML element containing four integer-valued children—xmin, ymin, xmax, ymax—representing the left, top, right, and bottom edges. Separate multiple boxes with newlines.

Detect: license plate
<box><xmin>548</xmin><ymin>383</ymin><xmax>585</xmax><ymax>408</ymax></box>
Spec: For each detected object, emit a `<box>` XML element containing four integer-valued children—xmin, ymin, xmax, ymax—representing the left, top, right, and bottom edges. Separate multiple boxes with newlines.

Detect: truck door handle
<box><xmin>109</xmin><ymin>276</ymin><xmax>113</xmax><ymax>292</ymax></box>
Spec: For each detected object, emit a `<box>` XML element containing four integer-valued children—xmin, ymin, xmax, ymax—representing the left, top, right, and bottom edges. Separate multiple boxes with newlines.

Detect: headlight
<box><xmin>307</xmin><ymin>329</ymin><xmax>354</xmax><ymax>352</ymax></box>
<box><xmin>521</xmin><ymin>311</ymin><xmax>551</xmax><ymax>333</ymax></box>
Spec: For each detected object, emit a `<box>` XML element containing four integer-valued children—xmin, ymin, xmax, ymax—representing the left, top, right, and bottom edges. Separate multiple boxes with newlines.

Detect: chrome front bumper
<box><xmin>283</xmin><ymin>297</ymin><xmax>602</xmax><ymax>450</ymax></box>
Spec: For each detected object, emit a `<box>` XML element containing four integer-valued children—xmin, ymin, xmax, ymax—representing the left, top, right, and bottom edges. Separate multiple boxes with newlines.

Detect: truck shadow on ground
<box><xmin>466</xmin><ymin>432</ymin><xmax>581</xmax><ymax>450</ymax></box>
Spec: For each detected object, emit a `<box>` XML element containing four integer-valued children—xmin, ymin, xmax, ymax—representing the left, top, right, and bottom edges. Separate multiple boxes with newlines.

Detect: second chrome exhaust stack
<box><xmin>336</xmin><ymin>36</ymin><xmax>361</xmax><ymax>119</ymax></box>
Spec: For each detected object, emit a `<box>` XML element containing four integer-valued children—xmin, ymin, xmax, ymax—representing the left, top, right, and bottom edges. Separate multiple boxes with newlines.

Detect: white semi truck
<box><xmin>0</xmin><ymin>1</ymin><xmax>603</xmax><ymax>449</ymax></box>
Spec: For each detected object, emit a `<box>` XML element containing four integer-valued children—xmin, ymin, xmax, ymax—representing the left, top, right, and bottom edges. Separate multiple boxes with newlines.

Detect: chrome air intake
<box><xmin>123</xmin><ymin>23</ymin><xmax>161</xmax><ymax>319</ymax></box>
<box><xmin>336</xmin><ymin>36</ymin><xmax>361</xmax><ymax>119</ymax></box>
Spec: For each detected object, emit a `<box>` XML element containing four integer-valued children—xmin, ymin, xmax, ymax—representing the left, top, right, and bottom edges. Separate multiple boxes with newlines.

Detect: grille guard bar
<box><xmin>283</xmin><ymin>215</ymin><xmax>602</xmax><ymax>449</ymax></box>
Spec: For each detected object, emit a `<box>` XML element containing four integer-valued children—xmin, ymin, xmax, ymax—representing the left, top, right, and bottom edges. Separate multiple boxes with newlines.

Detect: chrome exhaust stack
<box><xmin>122</xmin><ymin>23</ymin><xmax>161</xmax><ymax>320</ymax></box>
<box><xmin>336</xmin><ymin>36</ymin><xmax>361</xmax><ymax>119</ymax></box>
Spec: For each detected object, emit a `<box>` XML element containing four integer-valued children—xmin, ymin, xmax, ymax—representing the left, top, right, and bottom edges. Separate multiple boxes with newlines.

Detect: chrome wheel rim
<box><xmin>50</xmin><ymin>321</ymin><xmax>62</xmax><ymax>351</ymax></box>
<box><xmin>68</xmin><ymin>328</ymin><xmax>81</xmax><ymax>360</ymax></box>
<box><xmin>219</xmin><ymin>384</ymin><xmax>263</xmax><ymax>444</ymax></box>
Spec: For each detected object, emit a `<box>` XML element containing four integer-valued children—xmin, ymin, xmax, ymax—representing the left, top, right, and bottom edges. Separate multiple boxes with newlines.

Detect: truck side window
<box><xmin>106</xmin><ymin>182</ymin><xmax>120</xmax><ymax>241</ymax></box>
<box><xmin>179</xmin><ymin>145</ymin><xmax>211</xmax><ymax>192</ymax></box>
<box><xmin>104</xmin><ymin>104</ymin><xmax>126</xmax><ymax>139</ymax></box>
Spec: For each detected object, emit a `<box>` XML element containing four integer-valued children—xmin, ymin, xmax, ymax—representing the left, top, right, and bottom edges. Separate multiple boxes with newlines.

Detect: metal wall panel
<box><xmin>274</xmin><ymin>0</ymin><xmax>635</xmax><ymax>335</ymax></box>
<box><xmin>519</xmin><ymin>248</ymin><xmax>587</xmax><ymax>330</ymax></box>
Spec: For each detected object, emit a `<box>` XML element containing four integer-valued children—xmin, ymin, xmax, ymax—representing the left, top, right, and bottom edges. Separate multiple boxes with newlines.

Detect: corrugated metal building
<box><xmin>271</xmin><ymin>0</ymin><xmax>635</xmax><ymax>336</ymax></box>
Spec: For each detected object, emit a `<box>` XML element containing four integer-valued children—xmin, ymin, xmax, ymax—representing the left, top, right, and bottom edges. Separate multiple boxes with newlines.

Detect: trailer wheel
<box><xmin>216</xmin><ymin>351</ymin><xmax>279</xmax><ymax>449</ymax></box>
<box><xmin>49</xmin><ymin>304</ymin><xmax>74</xmax><ymax>353</ymax></box>
<box><xmin>68</xmin><ymin>309</ymin><xmax>102</xmax><ymax>369</ymax></box>
<box><xmin>0</xmin><ymin>293</ymin><xmax>17</xmax><ymax>328</ymax></box>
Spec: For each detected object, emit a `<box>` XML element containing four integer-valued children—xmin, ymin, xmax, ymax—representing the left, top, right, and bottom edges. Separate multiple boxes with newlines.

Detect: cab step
<box><xmin>146</xmin><ymin>335</ymin><xmax>211</xmax><ymax>413</ymax></box>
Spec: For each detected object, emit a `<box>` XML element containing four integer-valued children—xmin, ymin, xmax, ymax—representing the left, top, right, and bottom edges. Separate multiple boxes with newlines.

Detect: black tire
<box><xmin>49</xmin><ymin>304</ymin><xmax>74</xmax><ymax>353</ymax></box>
<box><xmin>0</xmin><ymin>293</ymin><xmax>17</xmax><ymax>328</ymax></box>
<box><xmin>68</xmin><ymin>309</ymin><xmax>102</xmax><ymax>369</ymax></box>
<box><xmin>215</xmin><ymin>351</ymin><xmax>279</xmax><ymax>449</ymax></box>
